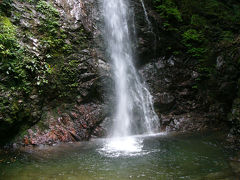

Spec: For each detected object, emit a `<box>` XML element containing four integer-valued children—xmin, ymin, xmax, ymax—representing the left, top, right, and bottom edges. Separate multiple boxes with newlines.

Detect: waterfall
<box><xmin>100</xmin><ymin>0</ymin><xmax>159</xmax><ymax>154</ymax></box>
<box><xmin>140</xmin><ymin>0</ymin><xmax>158</xmax><ymax>56</ymax></box>
<box><xmin>140</xmin><ymin>0</ymin><xmax>152</xmax><ymax>30</ymax></box>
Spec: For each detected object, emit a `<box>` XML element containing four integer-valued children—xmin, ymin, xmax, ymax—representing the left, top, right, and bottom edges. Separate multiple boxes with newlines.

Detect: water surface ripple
<box><xmin>0</xmin><ymin>132</ymin><xmax>236</xmax><ymax>180</ymax></box>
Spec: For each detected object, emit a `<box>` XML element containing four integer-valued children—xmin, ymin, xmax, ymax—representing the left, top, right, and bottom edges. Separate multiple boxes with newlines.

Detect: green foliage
<box><xmin>0</xmin><ymin>16</ymin><xmax>17</xmax><ymax>57</ymax></box>
<box><xmin>182</xmin><ymin>29</ymin><xmax>203</xmax><ymax>42</ymax></box>
<box><xmin>154</xmin><ymin>0</ymin><xmax>182</xmax><ymax>31</ymax></box>
<box><xmin>36</xmin><ymin>0</ymin><xmax>60</xmax><ymax>32</ymax></box>
<box><xmin>190</xmin><ymin>15</ymin><xmax>207</xmax><ymax>28</ymax></box>
<box><xmin>1</xmin><ymin>0</ymin><xmax>88</xmax><ymax>102</ymax></box>
<box><xmin>36</xmin><ymin>1</ymin><xmax>59</xmax><ymax>17</ymax></box>
<box><xmin>34</xmin><ymin>1</ymin><xmax>84</xmax><ymax>98</ymax></box>
<box><xmin>182</xmin><ymin>29</ymin><xmax>207</xmax><ymax>57</ymax></box>
<box><xmin>0</xmin><ymin>0</ymin><xmax>12</xmax><ymax>15</ymax></box>
<box><xmin>0</xmin><ymin>16</ymin><xmax>49</xmax><ymax>92</ymax></box>
<box><xmin>36</xmin><ymin>0</ymin><xmax>72</xmax><ymax>58</ymax></box>
<box><xmin>52</xmin><ymin>59</ymin><xmax>81</xmax><ymax>98</ymax></box>
<box><xmin>155</xmin><ymin>0</ymin><xmax>182</xmax><ymax>22</ymax></box>
<box><xmin>153</xmin><ymin>0</ymin><xmax>240</xmax><ymax>83</ymax></box>
<box><xmin>0</xmin><ymin>16</ymin><xmax>30</xmax><ymax>91</ymax></box>
<box><xmin>0</xmin><ymin>14</ymin><xmax>50</xmax><ymax>143</ymax></box>
<box><xmin>220</xmin><ymin>31</ymin><xmax>234</xmax><ymax>43</ymax></box>
<box><xmin>0</xmin><ymin>0</ymin><xmax>90</xmax><ymax>144</ymax></box>
<box><xmin>17</xmin><ymin>0</ymin><xmax>34</xmax><ymax>3</ymax></box>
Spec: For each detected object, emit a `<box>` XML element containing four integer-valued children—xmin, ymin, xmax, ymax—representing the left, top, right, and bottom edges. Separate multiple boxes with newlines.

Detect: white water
<box><xmin>101</xmin><ymin>0</ymin><xmax>160</xmax><ymax>154</ymax></box>
<box><xmin>140</xmin><ymin>0</ymin><xmax>152</xmax><ymax>30</ymax></box>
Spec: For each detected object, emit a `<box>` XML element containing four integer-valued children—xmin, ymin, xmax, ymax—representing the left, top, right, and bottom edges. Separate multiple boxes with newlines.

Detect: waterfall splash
<box><xmin>100</xmin><ymin>0</ymin><xmax>159</xmax><ymax>156</ymax></box>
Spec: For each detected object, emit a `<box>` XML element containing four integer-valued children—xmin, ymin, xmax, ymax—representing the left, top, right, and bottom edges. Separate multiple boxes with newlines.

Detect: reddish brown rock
<box><xmin>18</xmin><ymin>103</ymin><xmax>105</xmax><ymax>146</ymax></box>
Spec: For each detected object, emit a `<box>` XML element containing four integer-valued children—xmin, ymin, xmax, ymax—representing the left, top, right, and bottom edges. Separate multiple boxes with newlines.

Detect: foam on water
<box><xmin>100</xmin><ymin>137</ymin><xmax>143</xmax><ymax>157</ymax></box>
<box><xmin>98</xmin><ymin>133</ymin><xmax>166</xmax><ymax>157</ymax></box>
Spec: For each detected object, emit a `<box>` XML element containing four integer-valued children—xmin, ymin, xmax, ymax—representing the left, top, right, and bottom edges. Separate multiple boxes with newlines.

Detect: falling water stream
<box><xmin>139</xmin><ymin>0</ymin><xmax>158</xmax><ymax>56</ymax></box>
<box><xmin>140</xmin><ymin>0</ymin><xmax>152</xmax><ymax>30</ymax></box>
<box><xmin>0</xmin><ymin>1</ymin><xmax>238</xmax><ymax>179</ymax></box>
<box><xmin>101</xmin><ymin>0</ymin><xmax>159</xmax><ymax>155</ymax></box>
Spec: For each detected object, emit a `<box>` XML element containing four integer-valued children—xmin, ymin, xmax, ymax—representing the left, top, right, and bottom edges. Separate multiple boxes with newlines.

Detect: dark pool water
<box><xmin>0</xmin><ymin>132</ymin><xmax>237</xmax><ymax>180</ymax></box>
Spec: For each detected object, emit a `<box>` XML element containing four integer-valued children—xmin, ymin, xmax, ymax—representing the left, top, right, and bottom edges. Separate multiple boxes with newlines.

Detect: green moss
<box><xmin>0</xmin><ymin>0</ymin><xmax>90</xmax><ymax>144</ymax></box>
<box><xmin>0</xmin><ymin>13</ymin><xmax>50</xmax><ymax>144</ymax></box>
<box><xmin>36</xmin><ymin>1</ymin><xmax>59</xmax><ymax>17</ymax></box>
<box><xmin>0</xmin><ymin>16</ymin><xmax>17</xmax><ymax>56</ymax></box>
<box><xmin>35</xmin><ymin>0</ymin><xmax>73</xmax><ymax>61</ymax></box>
<box><xmin>0</xmin><ymin>0</ymin><xmax>12</xmax><ymax>15</ymax></box>
<box><xmin>33</xmin><ymin>1</ymin><xmax>90</xmax><ymax>99</ymax></box>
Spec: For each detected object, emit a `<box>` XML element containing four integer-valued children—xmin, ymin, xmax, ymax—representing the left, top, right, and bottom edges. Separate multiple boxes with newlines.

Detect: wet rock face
<box><xmin>139</xmin><ymin>54</ymin><xmax>236</xmax><ymax>132</ymax></box>
<box><xmin>2</xmin><ymin>0</ymin><xmax>110</xmax><ymax>146</ymax></box>
<box><xmin>130</xmin><ymin>0</ymin><xmax>160</xmax><ymax>64</ymax></box>
<box><xmin>161</xmin><ymin>113</ymin><xmax>210</xmax><ymax>132</ymax></box>
<box><xmin>54</xmin><ymin>0</ymin><xmax>99</xmax><ymax>33</ymax></box>
<box><xmin>155</xmin><ymin>92</ymin><xmax>175</xmax><ymax>113</ymax></box>
<box><xmin>130</xmin><ymin>1</ymin><xmax>209</xmax><ymax>132</ymax></box>
<box><xmin>133</xmin><ymin>1</ymin><xmax>239</xmax><ymax>134</ymax></box>
<box><xmin>140</xmin><ymin>56</ymin><xmax>199</xmax><ymax>115</ymax></box>
<box><xmin>139</xmin><ymin>56</ymin><xmax>215</xmax><ymax>132</ymax></box>
<box><xmin>21</xmin><ymin>103</ymin><xmax>106</xmax><ymax>146</ymax></box>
